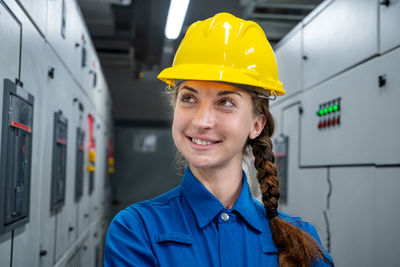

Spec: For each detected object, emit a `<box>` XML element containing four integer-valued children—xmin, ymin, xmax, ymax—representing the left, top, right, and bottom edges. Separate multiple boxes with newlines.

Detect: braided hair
<box><xmin>247</xmin><ymin>92</ymin><xmax>332</xmax><ymax>267</ymax></box>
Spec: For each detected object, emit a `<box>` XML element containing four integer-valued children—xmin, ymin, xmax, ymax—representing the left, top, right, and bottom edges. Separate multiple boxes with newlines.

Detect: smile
<box><xmin>191</xmin><ymin>137</ymin><xmax>215</xmax><ymax>146</ymax></box>
<box><xmin>187</xmin><ymin>136</ymin><xmax>222</xmax><ymax>147</ymax></box>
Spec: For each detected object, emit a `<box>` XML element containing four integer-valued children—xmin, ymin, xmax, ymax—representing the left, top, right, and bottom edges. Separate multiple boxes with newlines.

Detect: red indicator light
<box><xmin>10</xmin><ymin>121</ymin><xmax>32</xmax><ymax>133</ymax></box>
<box><xmin>57</xmin><ymin>138</ymin><xmax>67</xmax><ymax>145</ymax></box>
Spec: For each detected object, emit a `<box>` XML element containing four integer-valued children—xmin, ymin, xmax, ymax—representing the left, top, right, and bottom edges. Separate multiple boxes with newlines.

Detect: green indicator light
<box><xmin>333</xmin><ymin>105</ymin><xmax>339</xmax><ymax>111</ymax></box>
<box><xmin>328</xmin><ymin>106</ymin><xmax>333</xmax><ymax>113</ymax></box>
<box><xmin>316</xmin><ymin>111</ymin><xmax>320</xmax><ymax>116</ymax></box>
<box><xmin>319</xmin><ymin>110</ymin><xmax>324</xmax><ymax>116</ymax></box>
<box><xmin>324</xmin><ymin>108</ymin><xmax>328</xmax><ymax>114</ymax></box>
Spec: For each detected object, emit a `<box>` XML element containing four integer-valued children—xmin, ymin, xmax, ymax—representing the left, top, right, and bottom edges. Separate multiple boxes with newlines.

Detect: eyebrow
<box><xmin>181</xmin><ymin>86</ymin><xmax>242</xmax><ymax>98</ymax></box>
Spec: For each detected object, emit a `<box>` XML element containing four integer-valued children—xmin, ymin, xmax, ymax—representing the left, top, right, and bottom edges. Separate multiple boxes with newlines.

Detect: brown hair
<box><xmin>247</xmin><ymin>91</ymin><xmax>332</xmax><ymax>267</ymax></box>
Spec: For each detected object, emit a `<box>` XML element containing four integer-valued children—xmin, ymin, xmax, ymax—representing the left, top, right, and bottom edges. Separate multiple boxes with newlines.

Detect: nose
<box><xmin>192</xmin><ymin>101</ymin><xmax>216</xmax><ymax>130</ymax></box>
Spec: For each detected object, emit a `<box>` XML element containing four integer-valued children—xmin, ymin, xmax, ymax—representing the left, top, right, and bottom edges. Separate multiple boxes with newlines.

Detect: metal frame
<box><xmin>50</xmin><ymin>111</ymin><xmax>68</xmax><ymax>213</ymax></box>
<box><xmin>0</xmin><ymin>79</ymin><xmax>34</xmax><ymax>234</ymax></box>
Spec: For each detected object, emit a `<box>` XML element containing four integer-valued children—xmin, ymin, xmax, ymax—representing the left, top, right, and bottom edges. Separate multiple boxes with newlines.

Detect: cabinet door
<box><xmin>329</xmin><ymin>167</ymin><xmax>376</xmax><ymax>267</ymax></box>
<box><xmin>303</xmin><ymin>0</ymin><xmax>378</xmax><ymax>89</ymax></box>
<box><xmin>0</xmin><ymin>1</ymin><xmax>21</xmax><ymax>82</ymax></box>
<box><xmin>17</xmin><ymin>0</ymin><xmax>47</xmax><ymax>33</ymax></box>
<box><xmin>300</xmin><ymin>55</ymin><xmax>378</xmax><ymax>166</ymax></box>
<box><xmin>375</xmin><ymin>168</ymin><xmax>400</xmax><ymax>267</ymax></box>
<box><xmin>374</xmin><ymin>47</ymin><xmax>400</xmax><ymax>165</ymax></box>
<box><xmin>380</xmin><ymin>1</ymin><xmax>400</xmax><ymax>54</ymax></box>
<box><xmin>0</xmin><ymin>2</ymin><xmax>21</xmax><ymax>266</ymax></box>
<box><xmin>275</xmin><ymin>99</ymin><xmax>329</xmax><ymax>249</ymax></box>
<box><xmin>275</xmin><ymin>29</ymin><xmax>302</xmax><ymax>98</ymax></box>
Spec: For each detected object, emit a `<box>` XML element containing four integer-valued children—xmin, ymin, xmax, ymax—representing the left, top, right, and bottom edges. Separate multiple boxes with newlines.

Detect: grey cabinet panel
<box><xmin>275</xmin><ymin>30</ymin><xmax>302</xmax><ymax>98</ymax></box>
<box><xmin>329</xmin><ymin>167</ymin><xmax>375</xmax><ymax>267</ymax></box>
<box><xmin>380</xmin><ymin>1</ymin><xmax>400</xmax><ymax>54</ymax></box>
<box><xmin>374</xmin><ymin>47</ymin><xmax>400</xmax><ymax>164</ymax></box>
<box><xmin>374</xmin><ymin>168</ymin><xmax>400</xmax><ymax>267</ymax></box>
<box><xmin>274</xmin><ymin>100</ymin><xmax>329</xmax><ymax>248</ymax></box>
<box><xmin>300</xmin><ymin>56</ymin><xmax>378</xmax><ymax>166</ymax></box>
<box><xmin>0</xmin><ymin>3</ymin><xmax>21</xmax><ymax>266</ymax></box>
<box><xmin>303</xmin><ymin>0</ymin><xmax>378</xmax><ymax>89</ymax></box>
<box><xmin>0</xmin><ymin>232</ymin><xmax>11</xmax><ymax>267</ymax></box>
<box><xmin>17</xmin><ymin>0</ymin><xmax>47</xmax><ymax>33</ymax></box>
<box><xmin>0</xmin><ymin>1</ymin><xmax>21</xmax><ymax>82</ymax></box>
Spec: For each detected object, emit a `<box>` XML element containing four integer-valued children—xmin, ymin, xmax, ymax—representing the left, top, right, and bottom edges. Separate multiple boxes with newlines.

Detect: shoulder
<box><xmin>110</xmin><ymin>185</ymin><xmax>187</xmax><ymax>236</ymax></box>
<box><xmin>252</xmin><ymin>199</ymin><xmax>322</xmax><ymax>244</ymax></box>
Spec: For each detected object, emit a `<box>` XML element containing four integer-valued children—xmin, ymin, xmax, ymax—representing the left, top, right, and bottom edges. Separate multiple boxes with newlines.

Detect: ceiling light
<box><xmin>165</xmin><ymin>0</ymin><xmax>190</xmax><ymax>39</ymax></box>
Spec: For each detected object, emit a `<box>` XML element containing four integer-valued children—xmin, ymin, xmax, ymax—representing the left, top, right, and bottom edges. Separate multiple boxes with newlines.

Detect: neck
<box><xmin>189</xmin><ymin>163</ymin><xmax>243</xmax><ymax>209</ymax></box>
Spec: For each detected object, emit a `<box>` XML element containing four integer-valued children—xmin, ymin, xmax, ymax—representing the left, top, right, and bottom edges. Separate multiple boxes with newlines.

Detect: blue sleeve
<box><xmin>279</xmin><ymin>213</ymin><xmax>334</xmax><ymax>267</ymax></box>
<box><xmin>296</xmin><ymin>221</ymin><xmax>334</xmax><ymax>267</ymax></box>
<box><xmin>104</xmin><ymin>208</ymin><xmax>158</xmax><ymax>267</ymax></box>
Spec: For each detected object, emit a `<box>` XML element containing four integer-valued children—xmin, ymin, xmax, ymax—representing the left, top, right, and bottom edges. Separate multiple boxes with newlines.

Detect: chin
<box><xmin>186</xmin><ymin>156</ymin><xmax>216</xmax><ymax>169</ymax></box>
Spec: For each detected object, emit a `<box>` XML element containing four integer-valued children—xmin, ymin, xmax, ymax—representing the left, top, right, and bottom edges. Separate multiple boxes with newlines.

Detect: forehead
<box><xmin>179</xmin><ymin>80</ymin><xmax>243</xmax><ymax>93</ymax></box>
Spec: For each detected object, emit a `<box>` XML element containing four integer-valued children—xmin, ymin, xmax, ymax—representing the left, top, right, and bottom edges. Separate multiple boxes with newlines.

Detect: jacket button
<box><xmin>221</xmin><ymin>213</ymin><xmax>230</xmax><ymax>222</ymax></box>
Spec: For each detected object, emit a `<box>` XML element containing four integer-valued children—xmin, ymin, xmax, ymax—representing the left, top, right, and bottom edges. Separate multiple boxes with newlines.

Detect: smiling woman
<box><xmin>104</xmin><ymin>13</ymin><xmax>334</xmax><ymax>267</ymax></box>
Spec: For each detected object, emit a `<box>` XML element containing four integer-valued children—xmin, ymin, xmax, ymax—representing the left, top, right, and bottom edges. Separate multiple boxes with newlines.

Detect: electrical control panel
<box><xmin>316</xmin><ymin>97</ymin><xmax>341</xmax><ymax>129</ymax></box>
<box><xmin>51</xmin><ymin>111</ymin><xmax>68</xmax><ymax>212</ymax></box>
<box><xmin>275</xmin><ymin>135</ymin><xmax>289</xmax><ymax>204</ymax></box>
<box><xmin>75</xmin><ymin>128</ymin><xmax>85</xmax><ymax>202</ymax></box>
<box><xmin>0</xmin><ymin>79</ymin><xmax>34</xmax><ymax>233</ymax></box>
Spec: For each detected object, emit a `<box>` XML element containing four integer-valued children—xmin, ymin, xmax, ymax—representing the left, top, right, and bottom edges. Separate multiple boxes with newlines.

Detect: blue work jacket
<box><xmin>104</xmin><ymin>167</ymin><xmax>333</xmax><ymax>267</ymax></box>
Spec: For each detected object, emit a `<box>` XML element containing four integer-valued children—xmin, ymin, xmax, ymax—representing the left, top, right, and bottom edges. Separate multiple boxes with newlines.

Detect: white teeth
<box><xmin>192</xmin><ymin>138</ymin><xmax>214</xmax><ymax>146</ymax></box>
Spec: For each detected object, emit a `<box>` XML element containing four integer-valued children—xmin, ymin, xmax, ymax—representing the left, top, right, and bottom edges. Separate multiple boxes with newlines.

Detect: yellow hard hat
<box><xmin>157</xmin><ymin>12</ymin><xmax>285</xmax><ymax>96</ymax></box>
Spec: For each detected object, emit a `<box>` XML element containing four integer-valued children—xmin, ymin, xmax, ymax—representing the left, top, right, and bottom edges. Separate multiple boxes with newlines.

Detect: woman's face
<box><xmin>172</xmin><ymin>80</ymin><xmax>266</xmax><ymax>170</ymax></box>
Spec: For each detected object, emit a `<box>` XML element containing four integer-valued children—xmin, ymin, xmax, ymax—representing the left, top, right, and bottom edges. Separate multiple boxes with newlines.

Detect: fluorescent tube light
<box><xmin>165</xmin><ymin>0</ymin><xmax>190</xmax><ymax>39</ymax></box>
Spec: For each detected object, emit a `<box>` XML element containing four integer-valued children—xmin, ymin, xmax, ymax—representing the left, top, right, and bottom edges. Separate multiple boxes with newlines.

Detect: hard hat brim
<box><xmin>157</xmin><ymin>64</ymin><xmax>285</xmax><ymax>96</ymax></box>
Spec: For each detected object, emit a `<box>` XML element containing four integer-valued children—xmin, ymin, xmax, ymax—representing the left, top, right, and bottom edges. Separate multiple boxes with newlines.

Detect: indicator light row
<box><xmin>316</xmin><ymin>97</ymin><xmax>341</xmax><ymax>117</ymax></box>
<box><xmin>318</xmin><ymin>116</ymin><xmax>341</xmax><ymax>129</ymax></box>
<box><xmin>317</xmin><ymin>104</ymin><xmax>339</xmax><ymax>116</ymax></box>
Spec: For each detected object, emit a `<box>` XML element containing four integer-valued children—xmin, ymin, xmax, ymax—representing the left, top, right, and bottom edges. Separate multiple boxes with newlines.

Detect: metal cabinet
<box><xmin>77</xmin><ymin>110</ymin><xmax>92</xmax><ymax>236</ymax></box>
<box><xmin>374</xmin><ymin>47</ymin><xmax>400</xmax><ymax>165</ymax></box>
<box><xmin>0</xmin><ymin>1</ymin><xmax>21</xmax><ymax>83</ymax></box>
<box><xmin>273</xmin><ymin>99</ymin><xmax>329</xmax><ymax>248</ymax></box>
<box><xmin>16</xmin><ymin>0</ymin><xmax>47</xmax><ymax>33</ymax></box>
<box><xmin>329</xmin><ymin>167</ymin><xmax>376</xmax><ymax>267</ymax></box>
<box><xmin>300</xmin><ymin>55</ymin><xmax>378</xmax><ymax>166</ymax></box>
<box><xmin>53</xmin><ymin>78</ymin><xmax>80</xmax><ymax>263</ymax></box>
<box><xmin>379</xmin><ymin>0</ymin><xmax>400</xmax><ymax>54</ymax></box>
<box><xmin>46</xmin><ymin>0</ymin><xmax>76</xmax><ymax>74</ymax></box>
<box><xmin>11</xmin><ymin>11</ymin><xmax>46</xmax><ymax>266</ymax></box>
<box><xmin>374</xmin><ymin>168</ymin><xmax>400</xmax><ymax>267</ymax></box>
<box><xmin>0</xmin><ymin>2</ymin><xmax>22</xmax><ymax>266</ymax></box>
<box><xmin>275</xmin><ymin>29</ymin><xmax>303</xmax><ymax>98</ymax></box>
<box><xmin>38</xmin><ymin>46</ymin><xmax>75</xmax><ymax>267</ymax></box>
<box><xmin>303</xmin><ymin>0</ymin><xmax>378</xmax><ymax>89</ymax></box>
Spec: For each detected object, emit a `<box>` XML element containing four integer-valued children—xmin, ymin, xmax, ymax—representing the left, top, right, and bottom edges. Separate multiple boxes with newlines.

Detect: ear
<box><xmin>249</xmin><ymin>114</ymin><xmax>266</xmax><ymax>139</ymax></box>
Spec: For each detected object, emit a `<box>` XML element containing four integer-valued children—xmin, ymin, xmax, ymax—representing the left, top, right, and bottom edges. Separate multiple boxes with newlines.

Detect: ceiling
<box><xmin>77</xmin><ymin>0</ymin><xmax>323</xmax><ymax>123</ymax></box>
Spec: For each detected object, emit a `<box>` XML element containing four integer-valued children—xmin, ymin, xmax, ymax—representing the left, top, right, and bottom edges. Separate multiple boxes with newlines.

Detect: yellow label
<box><xmin>89</xmin><ymin>151</ymin><xmax>96</xmax><ymax>162</ymax></box>
<box><xmin>87</xmin><ymin>165</ymin><xmax>95</xmax><ymax>172</ymax></box>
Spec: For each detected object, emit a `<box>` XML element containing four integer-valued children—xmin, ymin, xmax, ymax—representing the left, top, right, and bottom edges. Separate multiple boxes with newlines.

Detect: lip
<box><xmin>186</xmin><ymin>135</ymin><xmax>222</xmax><ymax>151</ymax></box>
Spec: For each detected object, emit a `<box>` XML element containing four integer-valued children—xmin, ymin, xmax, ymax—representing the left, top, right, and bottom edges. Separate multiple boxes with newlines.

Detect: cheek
<box><xmin>172</xmin><ymin>108</ymin><xmax>186</xmax><ymax>143</ymax></box>
<box><xmin>221</xmin><ymin>114</ymin><xmax>254</xmax><ymax>142</ymax></box>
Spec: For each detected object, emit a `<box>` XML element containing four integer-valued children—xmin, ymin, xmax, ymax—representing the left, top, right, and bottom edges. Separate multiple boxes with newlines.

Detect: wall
<box><xmin>0</xmin><ymin>0</ymin><xmax>113</xmax><ymax>266</ymax></box>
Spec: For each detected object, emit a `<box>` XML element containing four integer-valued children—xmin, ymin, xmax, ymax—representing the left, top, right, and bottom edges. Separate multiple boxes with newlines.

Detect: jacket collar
<box><xmin>180</xmin><ymin>167</ymin><xmax>264</xmax><ymax>233</ymax></box>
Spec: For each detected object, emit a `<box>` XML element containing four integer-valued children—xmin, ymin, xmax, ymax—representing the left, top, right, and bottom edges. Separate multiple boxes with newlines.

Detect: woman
<box><xmin>104</xmin><ymin>13</ymin><xmax>334</xmax><ymax>267</ymax></box>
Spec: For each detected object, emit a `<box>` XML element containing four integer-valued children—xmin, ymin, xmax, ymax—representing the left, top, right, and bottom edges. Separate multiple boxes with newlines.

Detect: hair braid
<box><xmin>248</xmin><ymin>93</ymin><xmax>332</xmax><ymax>267</ymax></box>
